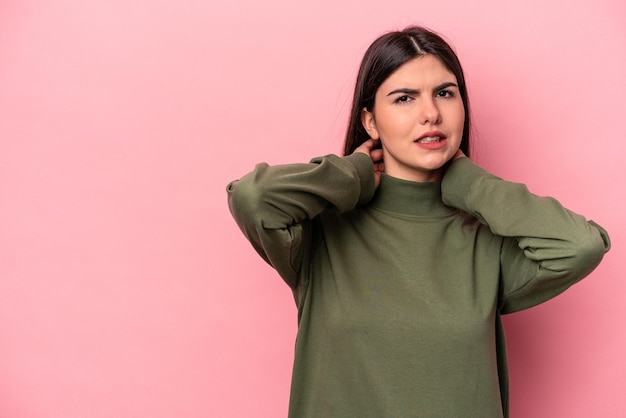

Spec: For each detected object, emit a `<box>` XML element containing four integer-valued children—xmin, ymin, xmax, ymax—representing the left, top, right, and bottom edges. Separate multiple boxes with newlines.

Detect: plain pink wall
<box><xmin>1</xmin><ymin>0</ymin><xmax>624</xmax><ymax>417</ymax></box>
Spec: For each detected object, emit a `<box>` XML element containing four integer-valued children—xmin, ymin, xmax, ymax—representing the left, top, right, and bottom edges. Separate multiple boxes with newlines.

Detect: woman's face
<box><xmin>361</xmin><ymin>54</ymin><xmax>465</xmax><ymax>182</ymax></box>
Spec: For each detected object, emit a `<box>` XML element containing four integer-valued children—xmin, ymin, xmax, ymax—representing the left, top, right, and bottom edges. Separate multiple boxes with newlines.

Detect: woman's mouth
<box><xmin>415</xmin><ymin>133</ymin><xmax>448</xmax><ymax>150</ymax></box>
<box><xmin>416</xmin><ymin>136</ymin><xmax>444</xmax><ymax>144</ymax></box>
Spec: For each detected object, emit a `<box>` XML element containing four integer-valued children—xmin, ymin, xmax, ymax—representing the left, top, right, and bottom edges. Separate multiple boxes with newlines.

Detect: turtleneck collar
<box><xmin>367</xmin><ymin>173</ymin><xmax>455</xmax><ymax>217</ymax></box>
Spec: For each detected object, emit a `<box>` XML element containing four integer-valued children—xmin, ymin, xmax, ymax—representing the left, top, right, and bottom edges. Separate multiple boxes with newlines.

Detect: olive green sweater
<box><xmin>227</xmin><ymin>154</ymin><xmax>610</xmax><ymax>418</ymax></box>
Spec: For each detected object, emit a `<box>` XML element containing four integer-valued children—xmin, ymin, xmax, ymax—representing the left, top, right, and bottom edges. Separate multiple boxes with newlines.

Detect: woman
<box><xmin>226</xmin><ymin>26</ymin><xmax>610</xmax><ymax>417</ymax></box>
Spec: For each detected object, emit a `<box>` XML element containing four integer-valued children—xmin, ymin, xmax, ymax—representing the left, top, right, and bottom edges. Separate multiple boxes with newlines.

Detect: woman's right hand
<box><xmin>354</xmin><ymin>138</ymin><xmax>385</xmax><ymax>189</ymax></box>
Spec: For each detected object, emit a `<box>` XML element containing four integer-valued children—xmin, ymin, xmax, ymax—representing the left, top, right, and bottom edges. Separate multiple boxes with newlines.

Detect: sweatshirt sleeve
<box><xmin>441</xmin><ymin>157</ymin><xmax>611</xmax><ymax>314</ymax></box>
<box><xmin>226</xmin><ymin>153</ymin><xmax>376</xmax><ymax>289</ymax></box>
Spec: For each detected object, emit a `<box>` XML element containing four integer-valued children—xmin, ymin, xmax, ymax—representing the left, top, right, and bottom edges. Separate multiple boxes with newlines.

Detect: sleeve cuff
<box><xmin>343</xmin><ymin>153</ymin><xmax>376</xmax><ymax>206</ymax></box>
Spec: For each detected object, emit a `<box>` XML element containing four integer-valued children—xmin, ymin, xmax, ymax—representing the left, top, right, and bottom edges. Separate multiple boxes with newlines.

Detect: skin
<box><xmin>355</xmin><ymin>54</ymin><xmax>466</xmax><ymax>187</ymax></box>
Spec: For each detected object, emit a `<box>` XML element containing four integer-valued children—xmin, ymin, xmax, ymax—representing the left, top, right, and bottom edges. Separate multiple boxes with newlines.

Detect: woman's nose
<box><xmin>419</xmin><ymin>98</ymin><xmax>441</xmax><ymax>125</ymax></box>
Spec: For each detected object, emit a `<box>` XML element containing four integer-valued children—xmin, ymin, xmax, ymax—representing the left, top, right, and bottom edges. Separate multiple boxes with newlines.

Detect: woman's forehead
<box><xmin>380</xmin><ymin>55</ymin><xmax>457</xmax><ymax>90</ymax></box>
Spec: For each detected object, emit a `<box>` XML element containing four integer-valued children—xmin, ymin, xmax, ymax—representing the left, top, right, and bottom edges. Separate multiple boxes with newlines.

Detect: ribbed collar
<box><xmin>368</xmin><ymin>174</ymin><xmax>455</xmax><ymax>217</ymax></box>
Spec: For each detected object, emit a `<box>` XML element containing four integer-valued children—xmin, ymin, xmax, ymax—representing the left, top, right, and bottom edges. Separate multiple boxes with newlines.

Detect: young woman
<box><xmin>226</xmin><ymin>26</ymin><xmax>610</xmax><ymax>417</ymax></box>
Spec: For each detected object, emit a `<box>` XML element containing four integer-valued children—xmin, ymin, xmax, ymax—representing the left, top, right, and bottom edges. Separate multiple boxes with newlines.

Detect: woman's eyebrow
<box><xmin>434</xmin><ymin>81</ymin><xmax>459</xmax><ymax>91</ymax></box>
<box><xmin>386</xmin><ymin>88</ymin><xmax>419</xmax><ymax>96</ymax></box>
<box><xmin>386</xmin><ymin>82</ymin><xmax>458</xmax><ymax>96</ymax></box>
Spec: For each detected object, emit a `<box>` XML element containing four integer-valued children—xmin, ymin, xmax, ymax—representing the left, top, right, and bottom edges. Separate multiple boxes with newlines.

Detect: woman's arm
<box><xmin>441</xmin><ymin>157</ymin><xmax>610</xmax><ymax>314</ymax></box>
<box><xmin>226</xmin><ymin>152</ymin><xmax>376</xmax><ymax>289</ymax></box>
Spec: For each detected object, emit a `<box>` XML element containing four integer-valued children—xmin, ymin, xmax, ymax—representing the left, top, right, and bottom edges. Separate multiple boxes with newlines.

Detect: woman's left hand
<box><xmin>452</xmin><ymin>149</ymin><xmax>466</xmax><ymax>161</ymax></box>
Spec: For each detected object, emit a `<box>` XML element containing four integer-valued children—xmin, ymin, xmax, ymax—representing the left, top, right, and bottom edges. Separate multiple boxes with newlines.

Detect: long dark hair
<box><xmin>343</xmin><ymin>26</ymin><xmax>471</xmax><ymax>157</ymax></box>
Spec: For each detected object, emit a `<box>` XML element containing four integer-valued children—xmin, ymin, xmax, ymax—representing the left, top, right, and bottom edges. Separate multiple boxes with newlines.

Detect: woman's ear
<box><xmin>361</xmin><ymin>108</ymin><xmax>380</xmax><ymax>140</ymax></box>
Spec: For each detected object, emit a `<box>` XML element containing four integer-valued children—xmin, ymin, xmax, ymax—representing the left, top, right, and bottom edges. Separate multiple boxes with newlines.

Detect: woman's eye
<box><xmin>437</xmin><ymin>89</ymin><xmax>455</xmax><ymax>98</ymax></box>
<box><xmin>394</xmin><ymin>95</ymin><xmax>413</xmax><ymax>104</ymax></box>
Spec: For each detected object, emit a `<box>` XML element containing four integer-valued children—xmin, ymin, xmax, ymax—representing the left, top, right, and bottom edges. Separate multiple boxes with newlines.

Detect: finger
<box><xmin>370</xmin><ymin>148</ymin><xmax>384</xmax><ymax>162</ymax></box>
<box><xmin>361</xmin><ymin>138</ymin><xmax>377</xmax><ymax>150</ymax></box>
<box><xmin>353</xmin><ymin>138</ymin><xmax>378</xmax><ymax>155</ymax></box>
<box><xmin>452</xmin><ymin>149</ymin><xmax>466</xmax><ymax>161</ymax></box>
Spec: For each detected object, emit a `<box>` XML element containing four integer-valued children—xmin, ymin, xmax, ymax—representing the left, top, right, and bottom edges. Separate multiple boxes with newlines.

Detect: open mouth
<box><xmin>416</xmin><ymin>136</ymin><xmax>444</xmax><ymax>144</ymax></box>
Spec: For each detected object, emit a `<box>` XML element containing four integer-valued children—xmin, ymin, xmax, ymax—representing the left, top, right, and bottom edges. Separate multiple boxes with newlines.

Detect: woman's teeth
<box><xmin>417</xmin><ymin>136</ymin><xmax>442</xmax><ymax>143</ymax></box>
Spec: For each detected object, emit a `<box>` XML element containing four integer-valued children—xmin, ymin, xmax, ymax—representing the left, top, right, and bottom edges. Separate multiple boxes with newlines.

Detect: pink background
<box><xmin>1</xmin><ymin>0</ymin><xmax>624</xmax><ymax>417</ymax></box>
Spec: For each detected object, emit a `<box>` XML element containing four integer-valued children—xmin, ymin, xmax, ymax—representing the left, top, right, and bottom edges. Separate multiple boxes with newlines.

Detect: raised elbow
<box><xmin>568</xmin><ymin>222</ymin><xmax>610</xmax><ymax>279</ymax></box>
